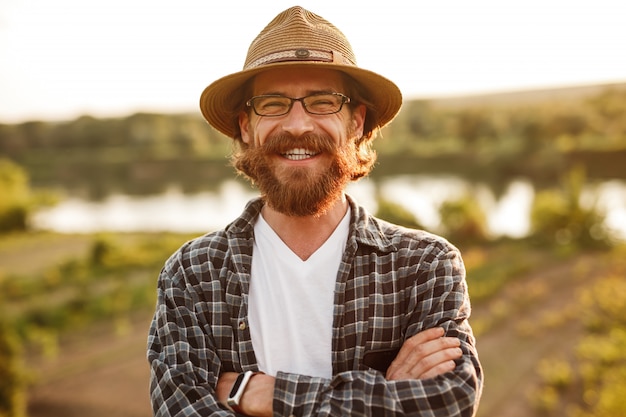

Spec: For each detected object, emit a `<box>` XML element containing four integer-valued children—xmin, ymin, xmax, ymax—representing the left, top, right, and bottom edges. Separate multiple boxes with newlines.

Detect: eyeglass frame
<box><xmin>245</xmin><ymin>92</ymin><xmax>351</xmax><ymax>117</ymax></box>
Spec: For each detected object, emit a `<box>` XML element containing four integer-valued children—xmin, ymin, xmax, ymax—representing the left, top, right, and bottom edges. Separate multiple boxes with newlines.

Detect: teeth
<box><xmin>282</xmin><ymin>148</ymin><xmax>318</xmax><ymax>161</ymax></box>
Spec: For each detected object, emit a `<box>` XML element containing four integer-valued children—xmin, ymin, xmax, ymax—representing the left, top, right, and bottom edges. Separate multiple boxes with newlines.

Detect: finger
<box><xmin>417</xmin><ymin>359</ymin><xmax>457</xmax><ymax>380</ymax></box>
<box><xmin>409</xmin><ymin>346</ymin><xmax>463</xmax><ymax>379</ymax></box>
<box><xmin>392</xmin><ymin>327</ymin><xmax>445</xmax><ymax>365</ymax></box>
<box><xmin>386</xmin><ymin>328</ymin><xmax>447</xmax><ymax>377</ymax></box>
<box><xmin>388</xmin><ymin>346</ymin><xmax>462</xmax><ymax>380</ymax></box>
<box><xmin>397</xmin><ymin>334</ymin><xmax>460</xmax><ymax>369</ymax></box>
<box><xmin>386</xmin><ymin>334</ymin><xmax>462</xmax><ymax>380</ymax></box>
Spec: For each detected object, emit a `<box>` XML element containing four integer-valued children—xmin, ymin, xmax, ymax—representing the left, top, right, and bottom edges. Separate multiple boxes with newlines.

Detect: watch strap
<box><xmin>227</xmin><ymin>370</ymin><xmax>262</xmax><ymax>414</ymax></box>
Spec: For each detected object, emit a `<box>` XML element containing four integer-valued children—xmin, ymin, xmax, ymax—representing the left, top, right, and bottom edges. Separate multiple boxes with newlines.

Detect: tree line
<box><xmin>1</xmin><ymin>84</ymin><xmax>624</xmax><ymax>166</ymax></box>
<box><xmin>387</xmin><ymin>85</ymin><xmax>626</xmax><ymax>156</ymax></box>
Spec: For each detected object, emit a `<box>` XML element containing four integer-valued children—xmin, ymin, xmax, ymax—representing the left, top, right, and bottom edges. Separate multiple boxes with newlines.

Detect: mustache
<box><xmin>259</xmin><ymin>133</ymin><xmax>338</xmax><ymax>155</ymax></box>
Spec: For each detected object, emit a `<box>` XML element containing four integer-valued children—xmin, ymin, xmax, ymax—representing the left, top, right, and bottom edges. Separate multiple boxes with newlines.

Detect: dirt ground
<box><xmin>27</xmin><ymin>312</ymin><xmax>154</xmax><ymax>417</ymax></box>
<box><xmin>472</xmin><ymin>256</ymin><xmax>589</xmax><ymax>417</ymax></box>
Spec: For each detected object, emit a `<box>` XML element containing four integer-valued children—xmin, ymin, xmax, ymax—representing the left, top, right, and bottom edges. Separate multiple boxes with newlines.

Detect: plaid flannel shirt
<box><xmin>148</xmin><ymin>196</ymin><xmax>483</xmax><ymax>416</ymax></box>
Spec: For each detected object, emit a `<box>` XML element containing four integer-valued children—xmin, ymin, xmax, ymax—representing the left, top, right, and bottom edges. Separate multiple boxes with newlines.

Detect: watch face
<box><xmin>229</xmin><ymin>372</ymin><xmax>247</xmax><ymax>397</ymax></box>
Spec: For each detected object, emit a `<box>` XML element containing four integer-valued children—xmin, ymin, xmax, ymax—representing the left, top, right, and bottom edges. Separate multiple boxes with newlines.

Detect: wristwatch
<box><xmin>227</xmin><ymin>370</ymin><xmax>256</xmax><ymax>414</ymax></box>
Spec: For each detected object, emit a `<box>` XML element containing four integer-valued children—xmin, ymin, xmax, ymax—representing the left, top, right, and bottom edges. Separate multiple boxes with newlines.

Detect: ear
<box><xmin>238</xmin><ymin>111</ymin><xmax>251</xmax><ymax>144</ymax></box>
<box><xmin>352</xmin><ymin>104</ymin><xmax>367</xmax><ymax>138</ymax></box>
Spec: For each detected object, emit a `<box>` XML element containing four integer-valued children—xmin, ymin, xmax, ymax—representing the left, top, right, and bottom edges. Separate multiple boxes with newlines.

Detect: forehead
<box><xmin>251</xmin><ymin>67</ymin><xmax>346</xmax><ymax>95</ymax></box>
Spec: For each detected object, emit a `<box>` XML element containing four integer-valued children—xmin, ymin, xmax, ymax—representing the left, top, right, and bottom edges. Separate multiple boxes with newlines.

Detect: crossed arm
<box><xmin>148</xmin><ymin>236</ymin><xmax>483</xmax><ymax>416</ymax></box>
<box><xmin>216</xmin><ymin>327</ymin><xmax>463</xmax><ymax>416</ymax></box>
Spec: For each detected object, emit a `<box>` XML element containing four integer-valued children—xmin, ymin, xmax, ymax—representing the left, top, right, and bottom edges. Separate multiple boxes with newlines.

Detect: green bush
<box><xmin>438</xmin><ymin>194</ymin><xmax>488</xmax><ymax>245</ymax></box>
<box><xmin>0</xmin><ymin>314</ymin><xmax>26</xmax><ymax>417</ymax></box>
<box><xmin>0</xmin><ymin>159</ymin><xmax>30</xmax><ymax>233</ymax></box>
<box><xmin>530</xmin><ymin>167</ymin><xmax>612</xmax><ymax>249</ymax></box>
<box><xmin>0</xmin><ymin>158</ymin><xmax>57</xmax><ymax>233</ymax></box>
<box><xmin>531</xmin><ymin>269</ymin><xmax>626</xmax><ymax>417</ymax></box>
<box><xmin>375</xmin><ymin>198</ymin><xmax>423</xmax><ymax>230</ymax></box>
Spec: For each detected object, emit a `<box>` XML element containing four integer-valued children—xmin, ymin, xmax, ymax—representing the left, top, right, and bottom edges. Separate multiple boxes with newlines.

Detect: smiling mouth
<box><xmin>281</xmin><ymin>148</ymin><xmax>319</xmax><ymax>161</ymax></box>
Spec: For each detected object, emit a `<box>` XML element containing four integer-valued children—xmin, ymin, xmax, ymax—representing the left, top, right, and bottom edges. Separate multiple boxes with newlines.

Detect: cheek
<box><xmin>335</xmin><ymin>121</ymin><xmax>357</xmax><ymax>146</ymax></box>
<box><xmin>248</xmin><ymin>126</ymin><xmax>268</xmax><ymax>147</ymax></box>
<box><xmin>246</xmin><ymin>118</ymin><xmax>279</xmax><ymax>147</ymax></box>
<box><xmin>239</xmin><ymin>113</ymin><xmax>271</xmax><ymax>146</ymax></box>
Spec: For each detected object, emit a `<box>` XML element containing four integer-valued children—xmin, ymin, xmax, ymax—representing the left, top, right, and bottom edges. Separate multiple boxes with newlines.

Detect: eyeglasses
<box><xmin>246</xmin><ymin>92</ymin><xmax>351</xmax><ymax>117</ymax></box>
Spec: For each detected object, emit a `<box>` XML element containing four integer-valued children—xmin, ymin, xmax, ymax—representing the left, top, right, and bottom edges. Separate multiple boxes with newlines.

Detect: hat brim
<box><xmin>199</xmin><ymin>61</ymin><xmax>403</xmax><ymax>139</ymax></box>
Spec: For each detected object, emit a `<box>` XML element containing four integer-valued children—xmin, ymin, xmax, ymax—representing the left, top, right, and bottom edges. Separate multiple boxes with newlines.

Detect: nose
<box><xmin>280</xmin><ymin>100</ymin><xmax>315</xmax><ymax>137</ymax></box>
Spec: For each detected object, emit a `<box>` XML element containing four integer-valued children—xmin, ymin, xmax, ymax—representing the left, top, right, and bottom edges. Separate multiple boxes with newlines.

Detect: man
<box><xmin>148</xmin><ymin>6</ymin><xmax>482</xmax><ymax>416</ymax></box>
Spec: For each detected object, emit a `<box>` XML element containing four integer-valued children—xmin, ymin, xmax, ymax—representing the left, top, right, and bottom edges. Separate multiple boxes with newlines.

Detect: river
<box><xmin>32</xmin><ymin>175</ymin><xmax>626</xmax><ymax>240</ymax></box>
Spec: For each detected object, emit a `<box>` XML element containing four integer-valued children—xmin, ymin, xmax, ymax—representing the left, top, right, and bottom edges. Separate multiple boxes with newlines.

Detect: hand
<box><xmin>217</xmin><ymin>371</ymin><xmax>275</xmax><ymax>417</ymax></box>
<box><xmin>385</xmin><ymin>327</ymin><xmax>462</xmax><ymax>381</ymax></box>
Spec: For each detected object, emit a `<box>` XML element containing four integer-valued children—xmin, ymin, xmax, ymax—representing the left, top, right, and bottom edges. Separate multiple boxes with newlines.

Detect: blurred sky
<box><xmin>1</xmin><ymin>0</ymin><xmax>625</xmax><ymax>123</ymax></box>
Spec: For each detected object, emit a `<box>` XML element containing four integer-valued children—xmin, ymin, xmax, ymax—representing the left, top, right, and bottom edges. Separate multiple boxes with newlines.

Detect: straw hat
<box><xmin>199</xmin><ymin>6</ymin><xmax>403</xmax><ymax>139</ymax></box>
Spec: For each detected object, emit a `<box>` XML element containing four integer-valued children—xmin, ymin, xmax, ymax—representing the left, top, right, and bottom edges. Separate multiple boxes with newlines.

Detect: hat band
<box><xmin>246</xmin><ymin>48</ymin><xmax>349</xmax><ymax>69</ymax></box>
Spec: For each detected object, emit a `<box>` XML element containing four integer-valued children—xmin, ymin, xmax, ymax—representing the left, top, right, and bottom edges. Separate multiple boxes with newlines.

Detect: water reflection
<box><xmin>33</xmin><ymin>180</ymin><xmax>258</xmax><ymax>233</ymax></box>
<box><xmin>368</xmin><ymin>176</ymin><xmax>535</xmax><ymax>238</ymax></box>
<box><xmin>33</xmin><ymin>176</ymin><xmax>626</xmax><ymax>240</ymax></box>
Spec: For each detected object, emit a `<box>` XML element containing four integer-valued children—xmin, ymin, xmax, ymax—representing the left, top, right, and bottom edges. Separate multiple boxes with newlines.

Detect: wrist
<box><xmin>227</xmin><ymin>371</ymin><xmax>263</xmax><ymax>414</ymax></box>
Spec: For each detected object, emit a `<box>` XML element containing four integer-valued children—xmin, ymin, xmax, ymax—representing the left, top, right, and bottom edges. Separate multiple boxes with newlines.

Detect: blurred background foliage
<box><xmin>0</xmin><ymin>84</ymin><xmax>624</xmax><ymax>195</ymax></box>
<box><xmin>0</xmin><ymin>83</ymin><xmax>625</xmax><ymax>416</ymax></box>
<box><xmin>0</xmin><ymin>159</ymin><xmax>56</xmax><ymax>233</ymax></box>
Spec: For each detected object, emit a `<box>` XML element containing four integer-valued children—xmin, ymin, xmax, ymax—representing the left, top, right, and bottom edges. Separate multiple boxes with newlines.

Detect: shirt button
<box><xmin>239</xmin><ymin>321</ymin><xmax>246</xmax><ymax>330</ymax></box>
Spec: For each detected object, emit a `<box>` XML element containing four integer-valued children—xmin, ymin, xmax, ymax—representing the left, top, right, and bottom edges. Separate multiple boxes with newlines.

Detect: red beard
<box><xmin>234</xmin><ymin>133</ymin><xmax>360</xmax><ymax>217</ymax></box>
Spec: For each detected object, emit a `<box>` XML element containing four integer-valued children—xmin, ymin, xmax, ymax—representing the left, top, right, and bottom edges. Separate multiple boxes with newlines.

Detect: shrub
<box><xmin>531</xmin><ymin>269</ymin><xmax>626</xmax><ymax>417</ymax></box>
<box><xmin>530</xmin><ymin>167</ymin><xmax>612</xmax><ymax>249</ymax></box>
<box><xmin>375</xmin><ymin>198</ymin><xmax>424</xmax><ymax>229</ymax></box>
<box><xmin>438</xmin><ymin>194</ymin><xmax>488</xmax><ymax>245</ymax></box>
<box><xmin>0</xmin><ymin>158</ymin><xmax>57</xmax><ymax>233</ymax></box>
<box><xmin>0</xmin><ymin>314</ymin><xmax>26</xmax><ymax>417</ymax></box>
<box><xmin>536</xmin><ymin>358</ymin><xmax>573</xmax><ymax>390</ymax></box>
<box><xmin>0</xmin><ymin>159</ymin><xmax>30</xmax><ymax>233</ymax></box>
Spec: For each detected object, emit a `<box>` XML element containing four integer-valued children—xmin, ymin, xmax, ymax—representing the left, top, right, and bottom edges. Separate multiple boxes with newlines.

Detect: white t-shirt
<box><xmin>248</xmin><ymin>209</ymin><xmax>350</xmax><ymax>379</ymax></box>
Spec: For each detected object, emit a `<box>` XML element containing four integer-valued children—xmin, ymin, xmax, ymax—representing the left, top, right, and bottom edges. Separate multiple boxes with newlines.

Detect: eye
<box><xmin>258</xmin><ymin>97</ymin><xmax>289</xmax><ymax>112</ymax></box>
<box><xmin>306</xmin><ymin>94</ymin><xmax>338</xmax><ymax>111</ymax></box>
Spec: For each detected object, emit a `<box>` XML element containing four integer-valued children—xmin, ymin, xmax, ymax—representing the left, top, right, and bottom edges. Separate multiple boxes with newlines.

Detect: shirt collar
<box><xmin>226</xmin><ymin>195</ymin><xmax>397</xmax><ymax>254</ymax></box>
<box><xmin>346</xmin><ymin>195</ymin><xmax>397</xmax><ymax>253</ymax></box>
